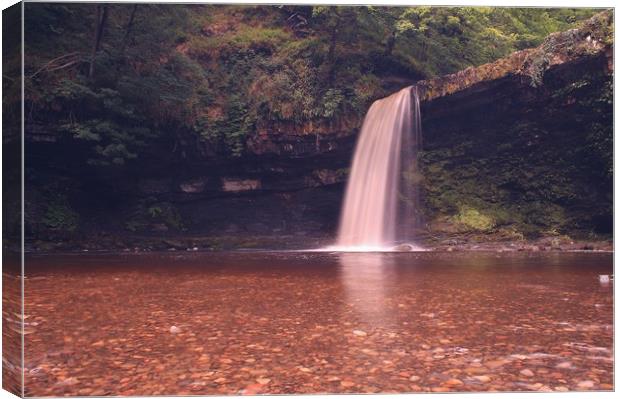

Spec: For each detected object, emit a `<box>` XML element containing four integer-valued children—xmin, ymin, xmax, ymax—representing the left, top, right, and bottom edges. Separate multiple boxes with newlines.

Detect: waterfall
<box><xmin>335</xmin><ymin>86</ymin><xmax>422</xmax><ymax>250</ymax></box>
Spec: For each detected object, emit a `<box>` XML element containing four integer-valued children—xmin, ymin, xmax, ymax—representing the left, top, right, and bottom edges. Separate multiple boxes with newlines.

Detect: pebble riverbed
<box><xmin>16</xmin><ymin>251</ymin><xmax>613</xmax><ymax>395</ymax></box>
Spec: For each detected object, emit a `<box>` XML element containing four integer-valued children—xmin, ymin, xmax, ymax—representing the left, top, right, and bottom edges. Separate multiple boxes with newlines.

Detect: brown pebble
<box><xmin>520</xmin><ymin>369</ymin><xmax>534</xmax><ymax>377</ymax></box>
<box><xmin>555</xmin><ymin>362</ymin><xmax>572</xmax><ymax>369</ymax></box>
<box><xmin>465</xmin><ymin>367</ymin><xmax>487</xmax><ymax>374</ymax></box>
<box><xmin>577</xmin><ymin>380</ymin><xmax>595</xmax><ymax>389</ymax></box>
<box><xmin>485</xmin><ymin>359</ymin><xmax>509</xmax><ymax>369</ymax></box>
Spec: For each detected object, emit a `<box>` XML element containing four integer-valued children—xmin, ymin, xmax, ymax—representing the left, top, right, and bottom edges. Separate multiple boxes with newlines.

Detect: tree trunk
<box><xmin>385</xmin><ymin>30</ymin><xmax>396</xmax><ymax>56</ymax></box>
<box><xmin>88</xmin><ymin>5</ymin><xmax>109</xmax><ymax>78</ymax></box>
<box><xmin>327</xmin><ymin>24</ymin><xmax>338</xmax><ymax>83</ymax></box>
<box><xmin>116</xmin><ymin>4</ymin><xmax>138</xmax><ymax>73</ymax></box>
<box><xmin>328</xmin><ymin>25</ymin><xmax>338</xmax><ymax>63</ymax></box>
<box><xmin>121</xmin><ymin>5</ymin><xmax>138</xmax><ymax>52</ymax></box>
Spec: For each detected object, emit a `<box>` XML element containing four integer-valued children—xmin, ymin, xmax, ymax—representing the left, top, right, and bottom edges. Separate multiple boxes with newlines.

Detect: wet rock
<box><xmin>256</xmin><ymin>378</ymin><xmax>271</xmax><ymax>385</ymax></box>
<box><xmin>394</xmin><ymin>244</ymin><xmax>415</xmax><ymax>252</ymax></box>
<box><xmin>179</xmin><ymin>179</ymin><xmax>207</xmax><ymax>193</ymax></box>
<box><xmin>162</xmin><ymin>239</ymin><xmax>186</xmax><ymax>250</ymax></box>
<box><xmin>473</xmin><ymin>375</ymin><xmax>491</xmax><ymax>383</ymax></box>
<box><xmin>169</xmin><ymin>326</ymin><xmax>181</xmax><ymax>334</ymax></box>
<box><xmin>221</xmin><ymin>178</ymin><xmax>261</xmax><ymax>192</ymax></box>
<box><xmin>555</xmin><ymin>361</ymin><xmax>572</xmax><ymax>369</ymax></box>
<box><xmin>352</xmin><ymin>330</ymin><xmax>367</xmax><ymax>337</ymax></box>
<box><xmin>409</xmin><ymin>376</ymin><xmax>421</xmax><ymax>382</ymax></box>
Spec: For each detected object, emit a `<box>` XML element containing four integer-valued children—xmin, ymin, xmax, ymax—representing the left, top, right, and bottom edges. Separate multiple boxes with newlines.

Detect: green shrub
<box><xmin>125</xmin><ymin>200</ymin><xmax>184</xmax><ymax>232</ymax></box>
<box><xmin>42</xmin><ymin>195</ymin><xmax>79</xmax><ymax>232</ymax></box>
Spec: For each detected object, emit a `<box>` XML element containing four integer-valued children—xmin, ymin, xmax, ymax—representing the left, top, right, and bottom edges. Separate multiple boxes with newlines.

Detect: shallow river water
<box><xmin>17</xmin><ymin>251</ymin><xmax>613</xmax><ymax>395</ymax></box>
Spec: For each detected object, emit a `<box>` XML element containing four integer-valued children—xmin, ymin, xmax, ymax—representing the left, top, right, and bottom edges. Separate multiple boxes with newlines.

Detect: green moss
<box><xmin>190</xmin><ymin>26</ymin><xmax>290</xmax><ymax>58</ymax></box>
<box><xmin>452</xmin><ymin>206</ymin><xmax>495</xmax><ymax>232</ymax></box>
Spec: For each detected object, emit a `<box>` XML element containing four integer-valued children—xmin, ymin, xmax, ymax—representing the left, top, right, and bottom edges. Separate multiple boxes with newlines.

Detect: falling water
<box><xmin>336</xmin><ymin>86</ymin><xmax>422</xmax><ymax>250</ymax></box>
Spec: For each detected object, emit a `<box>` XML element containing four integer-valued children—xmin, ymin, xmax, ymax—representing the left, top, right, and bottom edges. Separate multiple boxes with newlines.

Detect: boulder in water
<box><xmin>393</xmin><ymin>243</ymin><xmax>415</xmax><ymax>252</ymax></box>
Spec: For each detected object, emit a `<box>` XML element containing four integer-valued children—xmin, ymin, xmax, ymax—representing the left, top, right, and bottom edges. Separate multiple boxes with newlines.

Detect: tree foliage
<box><xmin>23</xmin><ymin>4</ymin><xmax>598</xmax><ymax>161</ymax></box>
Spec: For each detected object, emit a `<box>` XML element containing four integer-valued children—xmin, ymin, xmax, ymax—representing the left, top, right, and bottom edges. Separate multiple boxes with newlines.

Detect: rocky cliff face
<box><xmin>24</xmin><ymin>12</ymin><xmax>613</xmax><ymax>250</ymax></box>
<box><xmin>415</xmin><ymin>11</ymin><xmax>613</xmax><ymax>244</ymax></box>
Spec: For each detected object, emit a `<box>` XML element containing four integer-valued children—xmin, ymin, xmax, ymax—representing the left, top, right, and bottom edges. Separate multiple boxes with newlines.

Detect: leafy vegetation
<box><xmin>125</xmin><ymin>199</ymin><xmax>184</xmax><ymax>233</ymax></box>
<box><xmin>23</xmin><ymin>4</ymin><xmax>598</xmax><ymax>159</ymax></box>
<box><xmin>42</xmin><ymin>194</ymin><xmax>79</xmax><ymax>232</ymax></box>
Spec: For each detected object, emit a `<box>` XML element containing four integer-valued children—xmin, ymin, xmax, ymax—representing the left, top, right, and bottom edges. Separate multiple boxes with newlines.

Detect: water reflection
<box><xmin>338</xmin><ymin>253</ymin><xmax>397</xmax><ymax>326</ymax></box>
